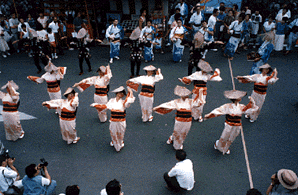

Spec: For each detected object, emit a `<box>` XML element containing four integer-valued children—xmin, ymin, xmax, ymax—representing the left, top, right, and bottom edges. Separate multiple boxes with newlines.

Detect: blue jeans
<box><xmin>45</xmin><ymin>180</ymin><xmax>57</xmax><ymax>195</ymax></box>
<box><xmin>286</xmin><ymin>32</ymin><xmax>298</xmax><ymax>51</ymax></box>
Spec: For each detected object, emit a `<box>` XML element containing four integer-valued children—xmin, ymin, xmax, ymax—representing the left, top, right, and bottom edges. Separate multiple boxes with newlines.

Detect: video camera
<box><xmin>40</xmin><ymin>158</ymin><xmax>48</xmax><ymax>167</ymax></box>
<box><xmin>4</xmin><ymin>149</ymin><xmax>14</xmax><ymax>160</ymax></box>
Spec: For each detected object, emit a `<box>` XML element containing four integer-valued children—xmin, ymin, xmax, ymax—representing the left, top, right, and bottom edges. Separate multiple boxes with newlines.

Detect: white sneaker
<box><xmin>214</xmin><ymin>140</ymin><xmax>219</xmax><ymax>149</ymax></box>
<box><xmin>110</xmin><ymin>141</ymin><xmax>114</xmax><ymax>146</ymax></box>
<box><xmin>19</xmin><ymin>132</ymin><xmax>25</xmax><ymax>139</ymax></box>
<box><xmin>198</xmin><ymin>116</ymin><xmax>203</xmax><ymax>122</ymax></box>
<box><xmin>69</xmin><ymin>48</ymin><xmax>74</xmax><ymax>50</ymax></box>
<box><xmin>166</xmin><ymin>135</ymin><xmax>173</xmax><ymax>144</ymax></box>
<box><xmin>179</xmin><ymin>60</ymin><xmax>182</xmax><ymax>62</ymax></box>
<box><xmin>109</xmin><ymin>58</ymin><xmax>113</xmax><ymax>63</ymax></box>
<box><xmin>121</xmin><ymin>142</ymin><xmax>124</xmax><ymax>148</ymax></box>
<box><xmin>166</xmin><ymin>43</ymin><xmax>171</xmax><ymax>46</ymax></box>
<box><xmin>226</xmin><ymin>150</ymin><xmax>230</xmax><ymax>155</ymax></box>
<box><xmin>245</xmin><ymin>114</ymin><xmax>249</xmax><ymax>119</ymax></box>
<box><xmin>145</xmin><ymin>60</ymin><xmax>148</xmax><ymax>63</ymax></box>
<box><xmin>211</xmin><ymin>49</ymin><xmax>218</xmax><ymax>52</ymax></box>
<box><xmin>114</xmin><ymin>56</ymin><xmax>120</xmax><ymax>60</ymax></box>
<box><xmin>249</xmin><ymin>118</ymin><xmax>255</xmax><ymax>123</ymax></box>
<box><xmin>7</xmin><ymin>53</ymin><xmax>10</xmax><ymax>56</ymax></box>
<box><xmin>149</xmin><ymin>116</ymin><xmax>153</xmax><ymax>122</ymax></box>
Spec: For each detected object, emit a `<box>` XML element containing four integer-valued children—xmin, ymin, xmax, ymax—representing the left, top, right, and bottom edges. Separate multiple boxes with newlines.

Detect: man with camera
<box><xmin>22</xmin><ymin>160</ymin><xmax>57</xmax><ymax>195</ymax></box>
<box><xmin>0</xmin><ymin>155</ymin><xmax>22</xmax><ymax>195</ymax></box>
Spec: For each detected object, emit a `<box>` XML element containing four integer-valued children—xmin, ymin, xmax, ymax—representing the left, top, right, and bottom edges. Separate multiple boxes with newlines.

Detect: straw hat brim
<box><xmin>224</xmin><ymin>90</ymin><xmax>247</xmax><ymax>99</ymax></box>
<box><xmin>174</xmin><ymin>85</ymin><xmax>192</xmax><ymax>97</ymax></box>
<box><xmin>277</xmin><ymin>169</ymin><xmax>298</xmax><ymax>190</ymax></box>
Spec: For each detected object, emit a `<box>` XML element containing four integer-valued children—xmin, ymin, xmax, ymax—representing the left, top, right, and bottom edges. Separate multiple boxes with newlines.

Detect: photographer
<box><xmin>22</xmin><ymin>162</ymin><xmax>56</xmax><ymax>195</ymax></box>
<box><xmin>0</xmin><ymin>155</ymin><xmax>22</xmax><ymax>194</ymax></box>
<box><xmin>266</xmin><ymin>169</ymin><xmax>298</xmax><ymax>195</ymax></box>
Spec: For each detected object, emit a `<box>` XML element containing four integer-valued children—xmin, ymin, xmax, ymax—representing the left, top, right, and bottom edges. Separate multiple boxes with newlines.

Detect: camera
<box><xmin>40</xmin><ymin>158</ymin><xmax>48</xmax><ymax>167</ymax></box>
<box><xmin>4</xmin><ymin>149</ymin><xmax>14</xmax><ymax>160</ymax></box>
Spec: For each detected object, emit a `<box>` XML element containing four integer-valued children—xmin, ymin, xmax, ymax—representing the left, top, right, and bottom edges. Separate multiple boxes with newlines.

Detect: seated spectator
<box><xmin>164</xmin><ymin>149</ymin><xmax>195</xmax><ymax>192</ymax></box>
<box><xmin>37</xmin><ymin>12</ymin><xmax>48</xmax><ymax>29</ymax></box>
<box><xmin>18</xmin><ymin>24</ymin><xmax>31</xmax><ymax>54</ymax></box>
<box><xmin>100</xmin><ymin>179</ymin><xmax>123</xmax><ymax>195</ymax></box>
<box><xmin>0</xmin><ymin>155</ymin><xmax>23</xmax><ymax>194</ymax></box>
<box><xmin>18</xmin><ymin>17</ymin><xmax>30</xmax><ymax>32</ymax></box>
<box><xmin>247</xmin><ymin>188</ymin><xmax>262</xmax><ymax>195</ymax></box>
<box><xmin>59</xmin><ymin>185</ymin><xmax>80</xmax><ymax>195</ymax></box>
<box><xmin>0</xmin><ymin>22</ymin><xmax>10</xmax><ymax>58</ymax></box>
<box><xmin>22</xmin><ymin>163</ymin><xmax>57</xmax><ymax>195</ymax></box>
<box><xmin>263</xmin><ymin>15</ymin><xmax>275</xmax><ymax>33</ymax></box>
<box><xmin>27</xmin><ymin>14</ymin><xmax>36</xmax><ymax>30</ymax></box>
<box><xmin>266</xmin><ymin>169</ymin><xmax>298</xmax><ymax>195</ymax></box>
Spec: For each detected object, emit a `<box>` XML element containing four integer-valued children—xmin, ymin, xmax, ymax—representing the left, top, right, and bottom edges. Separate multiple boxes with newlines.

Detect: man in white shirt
<box><xmin>164</xmin><ymin>150</ymin><xmax>195</xmax><ymax>192</ymax></box>
<box><xmin>8</xmin><ymin>13</ymin><xmax>19</xmax><ymax>52</ymax></box>
<box><xmin>17</xmin><ymin>17</ymin><xmax>30</xmax><ymax>32</ymax></box>
<box><xmin>278</xmin><ymin>4</ymin><xmax>291</xmax><ymax>19</ymax></box>
<box><xmin>175</xmin><ymin>0</ymin><xmax>188</xmax><ymax>21</ymax></box>
<box><xmin>37</xmin><ymin>12</ymin><xmax>48</xmax><ymax>29</ymax></box>
<box><xmin>100</xmin><ymin>179</ymin><xmax>124</xmax><ymax>195</ymax></box>
<box><xmin>189</xmin><ymin>3</ymin><xmax>205</xmax><ymax>34</ymax></box>
<box><xmin>49</xmin><ymin>16</ymin><xmax>64</xmax><ymax>55</ymax></box>
<box><xmin>208</xmin><ymin>8</ymin><xmax>219</xmax><ymax>31</ymax></box>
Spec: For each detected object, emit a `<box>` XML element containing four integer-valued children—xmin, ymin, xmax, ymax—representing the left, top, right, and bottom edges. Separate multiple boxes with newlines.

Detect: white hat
<box><xmin>259</xmin><ymin>63</ymin><xmax>273</xmax><ymax>73</ymax></box>
<box><xmin>97</xmin><ymin>66</ymin><xmax>106</xmax><ymax>73</ymax></box>
<box><xmin>224</xmin><ymin>90</ymin><xmax>247</xmax><ymax>99</ymax></box>
<box><xmin>174</xmin><ymin>85</ymin><xmax>192</xmax><ymax>97</ymax></box>
<box><xmin>44</xmin><ymin>61</ymin><xmax>58</xmax><ymax>72</ymax></box>
<box><xmin>277</xmin><ymin>169</ymin><xmax>298</xmax><ymax>190</ymax></box>
<box><xmin>63</xmin><ymin>87</ymin><xmax>75</xmax><ymax>97</ymax></box>
<box><xmin>77</xmin><ymin>28</ymin><xmax>87</xmax><ymax>39</ymax></box>
<box><xmin>112</xmin><ymin>86</ymin><xmax>126</xmax><ymax>94</ymax></box>
<box><xmin>143</xmin><ymin>65</ymin><xmax>157</xmax><ymax>71</ymax></box>
<box><xmin>129</xmin><ymin>29</ymin><xmax>140</xmax><ymax>40</ymax></box>
<box><xmin>198</xmin><ymin>60</ymin><xmax>213</xmax><ymax>72</ymax></box>
<box><xmin>1</xmin><ymin>81</ymin><xmax>19</xmax><ymax>96</ymax></box>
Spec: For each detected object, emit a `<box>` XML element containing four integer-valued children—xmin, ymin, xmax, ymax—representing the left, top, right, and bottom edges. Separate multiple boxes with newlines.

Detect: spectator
<box><xmin>215</xmin><ymin>6</ymin><xmax>226</xmax><ymax>40</ymax></box>
<box><xmin>233</xmin><ymin>4</ymin><xmax>239</xmax><ymax>19</ymax></box>
<box><xmin>48</xmin><ymin>16</ymin><xmax>64</xmax><ymax>55</ymax></box>
<box><xmin>274</xmin><ymin>17</ymin><xmax>289</xmax><ymax>52</ymax></box>
<box><xmin>27</xmin><ymin>14</ymin><xmax>36</xmax><ymax>30</ymax></box>
<box><xmin>222</xmin><ymin>9</ymin><xmax>235</xmax><ymax>43</ymax></box>
<box><xmin>73</xmin><ymin>12</ymin><xmax>82</xmax><ymax>32</ymax></box>
<box><xmin>208</xmin><ymin>9</ymin><xmax>219</xmax><ymax>31</ymax></box>
<box><xmin>58</xmin><ymin>185</ymin><xmax>80</xmax><ymax>195</ymax></box>
<box><xmin>168</xmin><ymin>8</ymin><xmax>181</xmax><ymax>26</ymax></box>
<box><xmin>251</xmin><ymin>10</ymin><xmax>262</xmax><ymax>36</ymax></box>
<box><xmin>47</xmin><ymin>28</ymin><xmax>57</xmax><ymax>59</ymax></box>
<box><xmin>244</xmin><ymin>5</ymin><xmax>251</xmax><ymax>15</ymax></box>
<box><xmin>47</xmin><ymin>11</ymin><xmax>55</xmax><ymax>25</ymax></box>
<box><xmin>285</xmin><ymin>17</ymin><xmax>298</xmax><ymax>55</ymax></box>
<box><xmin>240</xmin><ymin>14</ymin><xmax>253</xmax><ymax>50</ymax></box>
<box><xmin>37</xmin><ymin>12</ymin><xmax>48</xmax><ymax>29</ymax></box>
<box><xmin>175</xmin><ymin>0</ymin><xmax>188</xmax><ymax>22</ymax></box>
<box><xmin>276</xmin><ymin>8</ymin><xmax>290</xmax><ymax>22</ymax></box>
<box><xmin>18</xmin><ymin>24</ymin><xmax>31</xmax><ymax>54</ymax></box>
<box><xmin>22</xmin><ymin>163</ymin><xmax>57</xmax><ymax>195</ymax></box>
<box><xmin>100</xmin><ymin>179</ymin><xmax>123</xmax><ymax>195</ymax></box>
<box><xmin>263</xmin><ymin>15</ymin><xmax>275</xmax><ymax>33</ymax></box>
<box><xmin>247</xmin><ymin>188</ymin><xmax>262</xmax><ymax>195</ymax></box>
<box><xmin>266</xmin><ymin>169</ymin><xmax>298</xmax><ymax>195</ymax></box>
<box><xmin>8</xmin><ymin>13</ymin><xmax>19</xmax><ymax>53</ymax></box>
<box><xmin>164</xmin><ymin>150</ymin><xmax>195</xmax><ymax>192</ymax></box>
<box><xmin>0</xmin><ymin>22</ymin><xmax>10</xmax><ymax>58</ymax></box>
<box><xmin>18</xmin><ymin>17</ymin><xmax>30</xmax><ymax>32</ymax></box>
<box><xmin>277</xmin><ymin>4</ymin><xmax>291</xmax><ymax>19</ymax></box>
<box><xmin>189</xmin><ymin>3</ymin><xmax>205</xmax><ymax>34</ymax></box>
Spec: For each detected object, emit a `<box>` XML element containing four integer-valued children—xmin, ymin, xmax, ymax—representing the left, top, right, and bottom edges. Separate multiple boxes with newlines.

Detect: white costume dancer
<box><xmin>127</xmin><ymin>65</ymin><xmax>163</xmax><ymax>122</ymax></box>
<box><xmin>204</xmin><ymin>90</ymin><xmax>258</xmax><ymax>155</ymax></box>
<box><xmin>180</xmin><ymin>60</ymin><xmax>222</xmax><ymax>122</ymax></box>
<box><xmin>154</xmin><ymin>86</ymin><xmax>205</xmax><ymax>150</ymax></box>
<box><xmin>91</xmin><ymin>87</ymin><xmax>135</xmax><ymax>152</ymax></box>
<box><xmin>237</xmin><ymin>64</ymin><xmax>278</xmax><ymax>122</ymax></box>
<box><xmin>42</xmin><ymin>88</ymin><xmax>80</xmax><ymax>144</ymax></box>
<box><xmin>74</xmin><ymin>65</ymin><xmax>112</xmax><ymax>122</ymax></box>
<box><xmin>0</xmin><ymin>81</ymin><xmax>24</xmax><ymax>141</ymax></box>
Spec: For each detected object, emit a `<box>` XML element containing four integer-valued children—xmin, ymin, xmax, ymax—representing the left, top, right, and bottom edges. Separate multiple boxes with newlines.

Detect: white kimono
<box><xmin>76</xmin><ymin>70</ymin><xmax>112</xmax><ymax>122</ymax></box>
<box><xmin>91</xmin><ymin>94</ymin><xmax>135</xmax><ymax>152</ymax></box>
<box><xmin>170</xmin><ymin>26</ymin><xmax>188</xmax><ymax>62</ymax></box>
<box><xmin>127</xmin><ymin>73</ymin><xmax>163</xmax><ymax>122</ymax></box>
<box><xmin>180</xmin><ymin>69</ymin><xmax>222</xmax><ymax>120</ymax></box>
<box><xmin>0</xmin><ymin>92</ymin><xmax>23</xmax><ymax>141</ymax></box>
<box><xmin>43</xmin><ymin>95</ymin><xmax>79</xmax><ymax>144</ymax></box>
<box><xmin>238</xmin><ymin>73</ymin><xmax>278</xmax><ymax>121</ymax></box>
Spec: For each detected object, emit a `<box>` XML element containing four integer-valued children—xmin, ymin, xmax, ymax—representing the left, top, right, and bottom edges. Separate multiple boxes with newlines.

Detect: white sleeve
<box><xmin>168</xmin><ymin>166</ymin><xmax>178</xmax><ymax>177</ymax></box>
<box><xmin>9</xmin><ymin>19</ymin><xmax>13</xmax><ymax>27</ymax></box>
<box><xmin>41</xmin><ymin>177</ymin><xmax>51</xmax><ymax>186</ymax></box>
<box><xmin>105</xmin><ymin>25</ymin><xmax>111</xmax><ymax>39</ymax></box>
<box><xmin>3</xmin><ymin>169</ymin><xmax>18</xmax><ymax>178</ymax></box>
<box><xmin>169</xmin><ymin>28</ymin><xmax>175</xmax><ymax>38</ymax></box>
<box><xmin>100</xmin><ymin>189</ymin><xmax>108</xmax><ymax>195</ymax></box>
<box><xmin>189</xmin><ymin>13</ymin><xmax>195</xmax><ymax>24</ymax></box>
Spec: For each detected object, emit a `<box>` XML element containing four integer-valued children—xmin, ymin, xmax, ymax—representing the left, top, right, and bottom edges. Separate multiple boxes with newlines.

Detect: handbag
<box><xmin>2</xmin><ymin>170</ymin><xmax>21</xmax><ymax>195</ymax></box>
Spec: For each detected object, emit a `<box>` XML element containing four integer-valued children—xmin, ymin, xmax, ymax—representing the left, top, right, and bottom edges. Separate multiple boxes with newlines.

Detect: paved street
<box><xmin>0</xmin><ymin>44</ymin><xmax>297</xmax><ymax>195</ymax></box>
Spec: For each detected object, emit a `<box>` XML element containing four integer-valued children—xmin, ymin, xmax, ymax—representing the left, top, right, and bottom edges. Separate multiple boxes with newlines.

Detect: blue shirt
<box><xmin>217</xmin><ymin>13</ymin><xmax>226</xmax><ymax>22</ymax></box>
<box><xmin>276</xmin><ymin>22</ymin><xmax>288</xmax><ymax>35</ymax></box>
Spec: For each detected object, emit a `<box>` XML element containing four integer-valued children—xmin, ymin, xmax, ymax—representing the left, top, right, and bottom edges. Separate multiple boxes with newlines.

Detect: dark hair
<box><xmin>21</xmin><ymin>24</ymin><xmax>26</xmax><ymax>29</ymax></box>
<box><xmin>245</xmin><ymin>14</ymin><xmax>251</xmax><ymax>19</ymax></box>
<box><xmin>174</xmin><ymin>13</ymin><xmax>182</xmax><ymax>21</ymax></box>
<box><xmin>47</xmin><ymin>28</ymin><xmax>52</xmax><ymax>34</ymax></box>
<box><xmin>25</xmin><ymin>164</ymin><xmax>37</xmax><ymax>178</ymax></box>
<box><xmin>0</xmin><ymin>155</ymin><xmax>6</xmax><ymax>164</ymax></box>
<box><xmin>239</xmin><ymin>13</ymin><xmax>246</xmax><ymax>20</ymax></box>
<box><xmin>220</xmin><ymin>2</ymin><xmax>225</xmax><ymax>5</ymax></box>
<box><xmin>147</xmin><ymin>19</ymin><xmax>152</xmax><ymax>24</ymax></box>
<box><xmin>36</xmin><ymin>22</ymin><xmax>43</xmax><ymax>31</ymax></box>
<box><xmin>230</xmin><ymin>99</ymin><xmax>237</xmax><ymax>103</ymax></box>
<box><xmin>213</xmin><ymin>9</ymin><xmax>218</xmax><ymax>14</ymax></box>
<box><xmin>140</xmin><ymin>8</ymin><xmax>146</xmax><ymax>15</ymax></box>
<box><xmin>282</xmin><ymin>17</ymin><xmax>288</xmax><ymax>22</ymax></box>
<box><xmin>219</xmin><ymin>6</ymin><xmax>225</xmax><ymax>12</ymax></box>
<box><xmin>66</xmin><ymin>185</ymin><xmax>80</xmax><ymax>195</ymax></box>
<box><xmin>175</xmin><ymin>7</ymin><xmax>180</xmax><ymax>12</ymax></box>
<box><xmin>106</xmin><ymin>179</ymin><xmax>121</xmax><ymax>195</ymax></box>
<box><xmin>201</xmin><ymin>20</ymin><xmax>207</xmax><ymax>24</ymax></box>
<box><xmin>228</xmin><ymin>9</ymin><xmax>234</xmax><ymax>14</ymax></box>
<box><xmin>246</xmin><ymin>188</ymin><xmax>262</xmax><ymax>195</ymax></box>
<box><xmin>116</xmin><ymin>90</ymin><xmax>126</xmax><ymax>96</ymax></box>
<box><xmin>233</xmin><ymin>4</ymin><xmax>238</xmax><ymax>10</ymax></box>
<box><xmin>268</xmin><ymin>14</ymin><xmax>274</xmax><ymax>20</ymax></box>
<box><xmin>176</xmin><ymin>149</ymin><xmax>187</xmax><ymax>161</ymax></box>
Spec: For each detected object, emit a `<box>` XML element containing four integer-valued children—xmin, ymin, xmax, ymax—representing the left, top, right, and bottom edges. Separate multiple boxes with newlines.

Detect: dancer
<box><xmin>248</xmin><ymin>32</ymin><xmax>274</xmax><ymax>75</ymax></box>
<box><xmin>170</xmin><ymin>18</ymin><xmax>188</xmax><ymax>62</ymax></box>
<box><xmin>236</xmin><ymin>64</ymin><xmax>278</xmax><ymax>122</ymax></box>
<box><xmin>73</xmin><ymin>65</ymin><xmax>112</xmax><ymax>122</ymax></box>
<box><xmin>140</xmin><ymin>20</ymin><xmax>156</xmax><ymax>62</ymax></box>
<box><xmin>106</xmin><ymin>19</ymin><xmax>124</xmax><ymax>64</ymax></box>
<box><xmin>91</xmin><ymin>86</ymin><xmax>135</xmax><ymax>152</ymax></box>
<box><xmin>27</xmin><ymin>60</ymin><xmax>66</xmax><ymax>102</ymax></box>
<box><xmin>204</xmin><ymin>90</ymin><xmax>258</xmax><ymax>155</ymax></box>
<box><xmin>0</xmin><ymin>81</ymin><xmax>24</xmax><ymax>141</ymax></box>
<box><xmin>128</xmin><ymin>30</ymin><xmax>143</xmax><ymax>78</ymax></box>
<box><xmin>42</xmin><ymin>88</ymin><xmax>80</xmax><ymax>144</ymax></box>
<box><xmin>153</xmin><ymin>86</ymin><xmax>205</xmax><ymax>150</ymax></box>
<box><xmin>180</xmin><ymin>60</ymin><xmax>222</xmax><ymax>122</ymax></box>
<box><xmin>126</xmin><ymin>65</ymin><xmax>163</xmax><ymax>122</ymax></box>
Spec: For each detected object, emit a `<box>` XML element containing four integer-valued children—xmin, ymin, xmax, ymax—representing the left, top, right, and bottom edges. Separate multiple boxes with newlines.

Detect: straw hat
<box><xmin>224</xmin><ymin>90</ymin><xmax>247</xmax><ymax>99</ymax></box>
<box><xmin>44</xmin><ymin>61</ymin><xmax>58</xmax><ymax>72</ymax></box>
<box><xmin>277</xmin><ymin>169</ymin><xmax>298</xmax><ymax>190</ymax></box>
<box><xmin>263</xmin><ymin>31</ymin><xmax>275</xmax><ymax>42</ymax></box>
<box><xmin>129</xmin><ymin>29</ymin><xmax>140</xmax><ymax>40</ymax></box>
<box><xmin>96</xmin><ymin>66</ymin><xmax>106</xmax><ymax>73</ymax></box>
<box><xmin>1</xmin><ymin>80</ymin><xmax>19</xmax><ymax>91</ymax></box>
<box><xmin>63</xmin><ymin>87</ymin><xmax>75</xmax><ymax>97</ymax></box>
<box><xmin>174</xmin><ymin>85</ymin><xmax>192</xmax><ymax>97</ymax></box>
<box><xmin>198</xmin><ymin>60</ymin><xmax>213</xmax><ymax>72</ymax></box>
<box><xmin>77</xmin><ymin>28</ymin><xmax>87</xmax><ymax>39</ymax></box>
<box><xmin>143</xmin><ymin>65</ymin><xmax>156</xmax><ymax>71</ymax></box>
<box><xmin>112</xmin><ymin>86</ymin><xmax>127</xmax><ymax>96</ymax></box>
<box><xmin>259</xmin><ymin>63</ymin><xmax>273</xmax><ymax>73</ymax></box>
<box><xmin>193</xmin><ymin>31</ymin><xmax>204</xmax><ymax>49</ymax></box>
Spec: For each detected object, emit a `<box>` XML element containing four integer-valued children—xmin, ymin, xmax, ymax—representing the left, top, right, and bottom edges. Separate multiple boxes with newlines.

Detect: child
<box><xmin>274</xmin><ymin>17</ymin><xmax>289</xmax><ymax>52</ymax></box>
<box><xmin>47</xmin><ymin>27</ymin><xmax>57</xmax><ymax>59</ymax></box>
<box><xmin>153</xmin><ymin>33</ymin><xmax>163</xmax><ymax>54</ymax></box>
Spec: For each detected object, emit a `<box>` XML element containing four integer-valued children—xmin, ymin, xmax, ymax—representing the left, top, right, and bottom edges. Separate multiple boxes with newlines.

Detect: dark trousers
<box><xmin>33</xmin><ymin>55</ymin><xmax>48</xmax><ymax>71</ymax></box>
<box><xmin>79</xmin><ymin>56</ymin><xmax>91</xmax><ymax>73</ymax></box>
<box><xmin>130</xmin><ymin>60</ymin><xmax>141</xmax><ymax>76</ymax></box>
<box><xmin>164</xmin><ymin>172</ymin><xmax>187</xmax><ymax>192</ymax></box>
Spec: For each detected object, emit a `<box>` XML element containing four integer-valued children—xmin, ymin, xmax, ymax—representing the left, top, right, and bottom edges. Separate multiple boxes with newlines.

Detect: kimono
<box><xmin>43</xmin><ymin>94</ymin><xmax>79</xmax><ymax>144</ymax></box>
<box><xmin>27</xmin><ymin>67</ymin><xmax>67</xmax><ymax>100</ymax></box>
<box><xmin>127</xmin><ymin>71</ymin><xmax>163</xmax><ymax>122</ymax></box>
<box><xmin>241</xmin><ymin>20</ymin><xmax>252</xmax><ymax>44</ymax></box>
<box><xmin>75</xmin><ymin>69</ymin><xmax>112</xmax><ymax>122</ymax></box>
<box><xmin>0</xmin><ymin>91</ymin><xmax>23</xmax><ymax>141</ymax></box>
<box><xmin>189</xmin><ymin>11</ymin><xmax>205</xmax><ymax>33</ymax></box>
<box><xmin>180</xmin><ymin>69</ymin><xmax>222</xmax><ymax>120</ymax></box>
<box><xmin>224</xmin><ymin>20</ymin><xmax>243</xmax><ymax>58</ymax></box>
<box><xmin>154</xmin><ymin>94</ymin><xmax>204</xmax><ymax>150</ymax></box>
<box><xmin>105</xmin><ymin>24</ymin><xmax>124</xmax><ymax>59</ymax></box>
<box><xmin>205</xmin><ymin>100</ymin><xmax>258</xmax><ymax>154</ymax></box>
<box><xmin>170</xmin><ymin>26</ymin><xmax>188</xmax><ymax>62</ymax></box>
<box><xmin>140</xmin><ymin>26</ymin><xmax>156</xmax><ymax>61</ymax></box>
<box><xmin>250</xmin><ymin>41</ymin><xmax>274</xmax><ymax>75</ymax></box>
<box><xmin>237</xmin><ymin>72</ymin><xmax>278</xmax><ymax>121</ymax></box>
<box><xmin>251</xmin><ymin>14</ymin><xmax>262</xmax><ymax>35</ymax></box>
<box><xmin>175</xmin><ymin>2</ymin><xmax>188</xmax><ymax>19</ymax></box>
<box><xmin>91</xmin><ymin>93</ymin><xmax>135</xmax><ymax>152</ymax></box>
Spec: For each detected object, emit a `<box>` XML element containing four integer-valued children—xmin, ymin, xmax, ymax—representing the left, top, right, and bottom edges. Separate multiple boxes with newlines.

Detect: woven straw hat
<box><xmin>77</xmin><ymin>28</ymin><xmax>87</xmax><ymax>39</ymax></box>
<box><xmin>112</xmin><ymin>86</ymin><xmax>126</xmax><ymax>96</ymax></box>
<box><xmin>143</xmin><ymin>65</ymin><xmax>156</xmax><ymax>71</ymax></box>
<box><xmin>174</xmin><ymin>85</ymin><xmax>192</xmax><ymax>97</ymax></box>
<box><xmin>97</xmin><ymin>66</ymin><xmax>106</xmax><ymax>73</ymax></box>
<box><xmin>224</xmin><ymin>90</ymin><xmax>247</xmax><ymax>99</ymax></box>
<box><xmin>1</xmin><ymin>80</ymin><xmax>19</xmax><ymax>91</ymax></box>
<box><xmin>63</xmin><ymin>87</ymin><xmax>75</xmax><ymax>97</ymax></box>
<box><xmin>277</xmin><ymin>169</ymin><xmax>298</xmax><ymax>190</ymax></box>
<box><xmin>193</xmin><ymin>31</ymin><xmax>204</xmax><ymax>49</ymax></box>
<box><xmin>129</xmin><ymin>29</ymin><xmax>140</xmax><ymax>40</ymax></box>
<box><xmin>44</xmin><ymin>61</ymin><xmax>58</xmax><ymax>72</ymax></box>
<box><xmin>259</xmin><ymin>63</ymin><xmax>273</xmax><ymax>73</ymax></box>
<box><xmin>198</xmin><ymin>60</ymin><xmax>213</xmax><ymax>72</ymax></box>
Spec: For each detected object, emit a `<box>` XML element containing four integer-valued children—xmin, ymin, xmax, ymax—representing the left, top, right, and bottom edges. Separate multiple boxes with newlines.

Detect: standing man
<box><xmin>189</xmin><ymin>3</ymin><xmax>205</xmax><ymax>35</ymax></box>
<box><xmin>215</xmin><ymin>6</ymin><xmax>226</xmax><ymax>40</ymax></box>
<box><xmin>37</xmin><ymin>12</ymin><xmax>48</xmax><ymax>29</ymax></box>
<box><xmin>175</xmin><ymin>0</ymin><xmax>188</xmax><ymax>22</ymax></box>
<box><xmin>49</xmin><ymin>16</ymin><xmax>64</xmax><ymax>56</ymax></box>
<box><xmin>208</xmin><ymin>9</ymin><xmax>219</xmax><ymax>32</ymax></box>
<box><xmin>105</xmin><ymin>19</ymin><xmax>124</xmax><ymax>64</ymax></box>
<box><xmin>164</xmin><ymin>150</ymin><xmax>195</xmax><ymax>192</ymax></box>
<box><xmin>8</xmin><ymin>13</ymin><xmax>19</xmax><ymax>53</ymax></box>
<box><xmin>73</xmin><ymin>12</ymin><xmax>83</xmax><ymax>33</ymax></box>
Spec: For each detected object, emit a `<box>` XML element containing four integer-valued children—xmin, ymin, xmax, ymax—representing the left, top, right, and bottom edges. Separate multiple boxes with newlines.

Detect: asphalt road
<box><xmin>0</xmin><ymin>44</ymin><xmax>297</xmax><ymax>195</ymax></box>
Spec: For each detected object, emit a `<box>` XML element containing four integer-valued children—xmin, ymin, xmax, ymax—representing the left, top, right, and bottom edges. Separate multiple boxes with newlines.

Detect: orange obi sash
<box><xmin>194</xmin><ymin>80</ymin><xmax>207</xmax><ymax>88</ymax></box>
<box><xmin>95</xmin><ymin>87</ymin><xmax>108</xmax><ymax>96</ymax></box>
<box><xmin>225</xmin><ymin>114</ymin><xmax>242</xmax><ymax>126</ymax></box>
<box><xmin>3</xmin><ymin>101</ymin><xmax>19</xmax><ymax>112</ymax></box>
<box><xmin>140</xmin><ymin>84</ymin><xmax>155</xmax><ymax>97</ymax></box>
<box><xmin>253</xmin><ymin>83</ymin><xmax>268</xmax><ymax>95</ymax></box>
<box><xmin>60</xmin><ymin>109</ymin><xmax>76</xmax><ymax>121</ymax></box>
<box><xmin>174</xmin><ymin>34</ymin><xmax>184</xmax><ymax>39</ymax></box>
<box><xmin>46</xmin><ymin>81</ymin><xmax>60</xmax><ymax>93</ymax></box>
<box><xmin>110</xmin><ymin>110</ymin><xmax>126</xmax><ymax>122</ymax></box>
<box><xmin>175</xmin><ymin>109</ymin><xmax>192</xmax><ymax>122</ymax></box>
